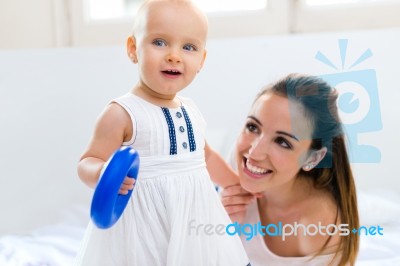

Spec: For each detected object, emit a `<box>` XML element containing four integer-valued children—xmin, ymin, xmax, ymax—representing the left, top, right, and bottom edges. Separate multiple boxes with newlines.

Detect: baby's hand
<box><xmin>118</xmin><ymin>177</ymin><xmax>136</xmax><ymax>195</ymax></box>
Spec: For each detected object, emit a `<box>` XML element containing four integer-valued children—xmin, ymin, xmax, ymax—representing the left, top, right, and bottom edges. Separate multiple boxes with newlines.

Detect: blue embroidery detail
<box><xmin>161</xmin><ymin>107</ymin><xmax>177</xmax><ymax>155</ymax></box>
<box><xmin>181</xmin><ymin>106</ymin><xmax>196</xmax><ymax>152</ymax></box>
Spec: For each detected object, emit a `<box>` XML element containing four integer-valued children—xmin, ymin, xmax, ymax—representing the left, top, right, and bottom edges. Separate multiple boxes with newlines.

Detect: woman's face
<box><xmin>235</xmin><ymin>93</ymin><xmax>314</xmax><ymax>194</ymax></box>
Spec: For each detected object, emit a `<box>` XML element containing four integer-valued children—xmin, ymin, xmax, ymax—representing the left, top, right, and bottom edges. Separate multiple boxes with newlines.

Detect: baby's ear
<box><xmin>126</xmin><ymin>36</ymin><xmax>138</xmax><ymax>63</ymax></box>
<box><xmin>198</xmin><ymin>49</ymin><xmax>207</xmax><ymax>72</ymax></box>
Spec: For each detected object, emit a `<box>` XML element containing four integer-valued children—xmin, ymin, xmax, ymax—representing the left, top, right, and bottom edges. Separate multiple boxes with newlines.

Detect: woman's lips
<box><xmin>243</xmin><ymin>157</ymin><xmax>272</xmax><ymax>180</ymax></box>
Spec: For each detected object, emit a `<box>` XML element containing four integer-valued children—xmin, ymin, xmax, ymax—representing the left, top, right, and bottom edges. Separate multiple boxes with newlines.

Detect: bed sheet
<box><xmin>0</xmin><ymin>192</ymin><xmax>399</xmax><ymax>266</ymax></box>
<box><xmin>0</xmin><ymin>206</ymin><xmax>87</xmax><ymax>266</ymax></box>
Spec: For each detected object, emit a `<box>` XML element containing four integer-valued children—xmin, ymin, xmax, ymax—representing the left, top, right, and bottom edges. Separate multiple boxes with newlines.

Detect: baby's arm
<box><xmin>77</xmin><ymin>103</ymin><xmax>134</xmax><ymax>194</ymax></box>
<box><xmin>204</xmin><ymin>142</ymin><xmax>240</xmax><ymax>188</ymax></box>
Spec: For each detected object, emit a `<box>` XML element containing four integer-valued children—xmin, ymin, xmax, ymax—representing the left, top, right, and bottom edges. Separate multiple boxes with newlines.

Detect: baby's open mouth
<box><xmin>162</xmin><ymin>70</ymin><xmax>181</xmax><ymax>75</ymax></box>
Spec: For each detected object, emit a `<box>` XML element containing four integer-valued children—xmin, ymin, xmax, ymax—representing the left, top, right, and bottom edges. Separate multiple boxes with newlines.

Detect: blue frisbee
<box><xmin>90</xmin><ymin>146</ymin><xmax>140</xmax><ymax>229</ymax></box>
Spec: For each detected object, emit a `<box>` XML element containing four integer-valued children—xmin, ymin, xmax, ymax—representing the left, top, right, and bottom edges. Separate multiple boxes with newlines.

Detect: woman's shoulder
<box><xmin>302</xmin><ymin>188</ymin><xmax>337</xmax><ymax>220</ymax></box>
<box><xmin>298</xmin><ymin>189</ymin><xmax>341</xmax><ymax>255</ymax></box>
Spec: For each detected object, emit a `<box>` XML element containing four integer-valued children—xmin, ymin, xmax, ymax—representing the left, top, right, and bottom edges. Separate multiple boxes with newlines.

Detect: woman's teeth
<box><xmin>246</xmin><ymin>160</ymin><xmax>271</xmax><ymax>175</ymax></box>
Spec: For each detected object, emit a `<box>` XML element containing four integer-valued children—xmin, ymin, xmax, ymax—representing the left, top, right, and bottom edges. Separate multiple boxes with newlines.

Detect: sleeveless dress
<box><xmin>75</xmin><ymin>93</ymin><xmax>250</xmax><ymax>266</ymax></box>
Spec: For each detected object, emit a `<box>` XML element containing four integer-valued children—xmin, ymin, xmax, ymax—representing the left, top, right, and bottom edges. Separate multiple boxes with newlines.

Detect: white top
<box><xmin>240</xmin><ymin>200</ymin><xmax>338</xmax><ymax>266</ymax></box>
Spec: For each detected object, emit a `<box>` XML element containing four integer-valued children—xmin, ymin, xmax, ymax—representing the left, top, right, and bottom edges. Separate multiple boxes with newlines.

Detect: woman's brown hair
<box><xmin>257</xmin><ymin>73</ymin><xmax>359</xmax><ymax>266</ymax></box>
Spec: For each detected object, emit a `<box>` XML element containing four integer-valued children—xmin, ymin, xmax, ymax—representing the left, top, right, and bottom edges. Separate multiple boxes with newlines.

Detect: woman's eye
<box><xmin>276</xmin><ymin>137</ymin><xmax>292</xmax><ymax>149</ymax></box>
<box><xmin>183</xmin><ymin>44</ymin><xmax>197</xmax><ymax>51</ymax></box>
<box><xmin>245</xmin><ymin>122</ymin><xmax>258</xmax><ymax>133</ymax></box>
<box><xmin>152</xmin><ymin>39</ymin><xmax>166</xmax><ymax>47</ymax></box>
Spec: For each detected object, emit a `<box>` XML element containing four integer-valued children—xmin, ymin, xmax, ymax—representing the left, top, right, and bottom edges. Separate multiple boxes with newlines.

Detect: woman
<box><xmin>222</xmin><ymin>74</ymin><xmax>359</xmax><ymax>266</ymax></box>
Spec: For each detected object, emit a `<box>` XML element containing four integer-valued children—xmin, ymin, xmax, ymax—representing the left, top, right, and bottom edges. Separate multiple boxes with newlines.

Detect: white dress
<box><xmin>75</xmin><ymin>93</ymin><xmax>250</xmax><ymax>266</ymax></box>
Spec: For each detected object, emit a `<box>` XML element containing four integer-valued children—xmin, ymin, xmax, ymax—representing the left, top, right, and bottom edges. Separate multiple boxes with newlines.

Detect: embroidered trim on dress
<box><xmin>161</xmin><ymin>107</ymin><xmax>177</xmax><ymax>155</ymax></box>
<box><xmin>181</xmin><ymin>106</ymin><xmax>196</xmax><ymax>152</ymax></box>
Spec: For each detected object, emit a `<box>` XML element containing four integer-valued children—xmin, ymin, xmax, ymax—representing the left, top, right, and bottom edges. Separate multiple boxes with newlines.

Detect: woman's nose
<box><xmin>248</xmin><ymin>138</ymin><xmax>268</xmax><ymax>160</ymax></box>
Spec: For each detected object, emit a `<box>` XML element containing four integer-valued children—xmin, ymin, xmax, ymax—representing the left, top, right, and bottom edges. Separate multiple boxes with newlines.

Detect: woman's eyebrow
<box><xmin>248</xmin><ymin>115</ymin><xmax>262</xmax><ymax>125</ymax></box>
<box><xmin>248</xmin><ymin>115</ymin><xmax>299</xmax><ymax>141</ymax></box>
<box><xmin>276</xmin><ymin>131</ymin><xmax>299</xmax><ymax>142</ymax></box>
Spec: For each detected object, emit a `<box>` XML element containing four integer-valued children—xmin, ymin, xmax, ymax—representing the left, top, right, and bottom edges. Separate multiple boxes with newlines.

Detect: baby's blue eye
<box><xmin>183</xmin><ymin>44</ymin><xmax>197</xmax><ymax>51</ymax></box>
<box><xmin>153</xmin><ymin>39</ymin><xmax>166</xmax><ymax>47</ymax></box>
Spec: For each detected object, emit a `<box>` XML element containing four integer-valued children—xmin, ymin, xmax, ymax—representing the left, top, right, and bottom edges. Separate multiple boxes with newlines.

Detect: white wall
<box><xmin>0</xmin><ymin>46</ymin><xmax>136</xmax><ymax>234</ymax></box>
<box><xmin>2</xmin><ymin>0</ymin><xmax>400</xmax><ymax>50</ymax></box>
<box><xmin>0</xmin><ymin>0</ymin><xmax>56</xmax><ymax>49</ymax></box>
<box><xmin>1</xmin><ymin>28</ymin><xmax>399</xmax><ymax>235</ymax></box>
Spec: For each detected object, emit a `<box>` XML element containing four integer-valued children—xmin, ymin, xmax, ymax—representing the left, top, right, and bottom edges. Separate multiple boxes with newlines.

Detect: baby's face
<box><xmin>133</xmin><ymin>1</ymin><xmax>208</xmax><ymax>99</ymax></box>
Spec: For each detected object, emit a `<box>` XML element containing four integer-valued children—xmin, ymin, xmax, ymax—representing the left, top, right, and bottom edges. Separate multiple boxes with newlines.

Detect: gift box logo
<box><xmin>316</xmin><ymin>39</ymin><xmax>382</xmax><ymax>163</ymax></box>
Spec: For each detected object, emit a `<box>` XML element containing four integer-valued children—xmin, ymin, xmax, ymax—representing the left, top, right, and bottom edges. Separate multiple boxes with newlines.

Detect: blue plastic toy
<box><xmin>90</xmin><ymin>146</ymin><xmax>140</xmax><ymax>229</ymax></box>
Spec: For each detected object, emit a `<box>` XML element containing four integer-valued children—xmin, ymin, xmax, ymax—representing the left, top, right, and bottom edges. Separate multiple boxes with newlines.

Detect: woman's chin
<box><xmin>240</xmin><ymin>179</ymin><xmax>264</xmax><ymax>194</ymax></box>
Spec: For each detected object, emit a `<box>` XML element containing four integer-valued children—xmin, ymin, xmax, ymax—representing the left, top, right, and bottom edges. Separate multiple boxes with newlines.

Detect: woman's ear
<box><xmin>127</xmin><ymin>36</ymin><xmax>138</xmax><ymax>63</ymax></box>
<box><xmin>302</xmin><ymin>147</ymin><xmax>327</xmax><ymax>171</ymax></box>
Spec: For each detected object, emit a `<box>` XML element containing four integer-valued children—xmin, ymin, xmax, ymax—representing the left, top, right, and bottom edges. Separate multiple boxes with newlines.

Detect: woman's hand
<box><xmin>118</xmin><ymin>176</ymin><xmax>136</xmax><ymax>195</ymax></box>
<box><xmin>221</xmin><ymin>185</ymin><xmax>262</xmax><ymax>224</ymax></box>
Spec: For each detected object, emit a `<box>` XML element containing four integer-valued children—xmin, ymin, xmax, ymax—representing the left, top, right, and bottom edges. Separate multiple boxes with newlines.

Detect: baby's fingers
<box><xmin>123</xmin><ymin>177</ymin><xmax>136</xmax><ymax>186</ymax></box>
<box><xmin>118</xmin><ymin>177</ymin><xmax>136</xmax><ymax>195</ymax></box>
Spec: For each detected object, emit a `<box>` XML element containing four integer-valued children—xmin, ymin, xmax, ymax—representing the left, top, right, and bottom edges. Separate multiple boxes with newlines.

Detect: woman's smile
<box><xmin>242</xmin><ymin>157</ymin><xmax>273</xmax><ymax>179</ymax></box>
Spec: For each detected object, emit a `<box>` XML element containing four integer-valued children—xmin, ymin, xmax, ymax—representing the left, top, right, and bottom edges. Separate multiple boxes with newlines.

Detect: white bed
<box><xmin>1</xmin><ymin>28</ymin><xmax>399</xmax><ymax>265</ymax></box>
<box><xmin>1</xmin><ymin>190</ymin><xmax>399</xmax><ymax>265</ymax></box>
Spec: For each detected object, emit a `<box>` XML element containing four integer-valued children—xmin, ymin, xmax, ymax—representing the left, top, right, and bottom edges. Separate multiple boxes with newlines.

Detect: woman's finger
<box><xmin>221</xmin><ymin>194</ymin><xmax>255</xmax><ymax>207</ymax></box>
<box><xmin>221</xmin><ymin>185</ymin><xmax>251</xmax><ymax>197</ymax></box>
<box><xmin>225</xmin><ymin>204</ymin><xmax>247</xmax><ymax>215</ymax></box>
